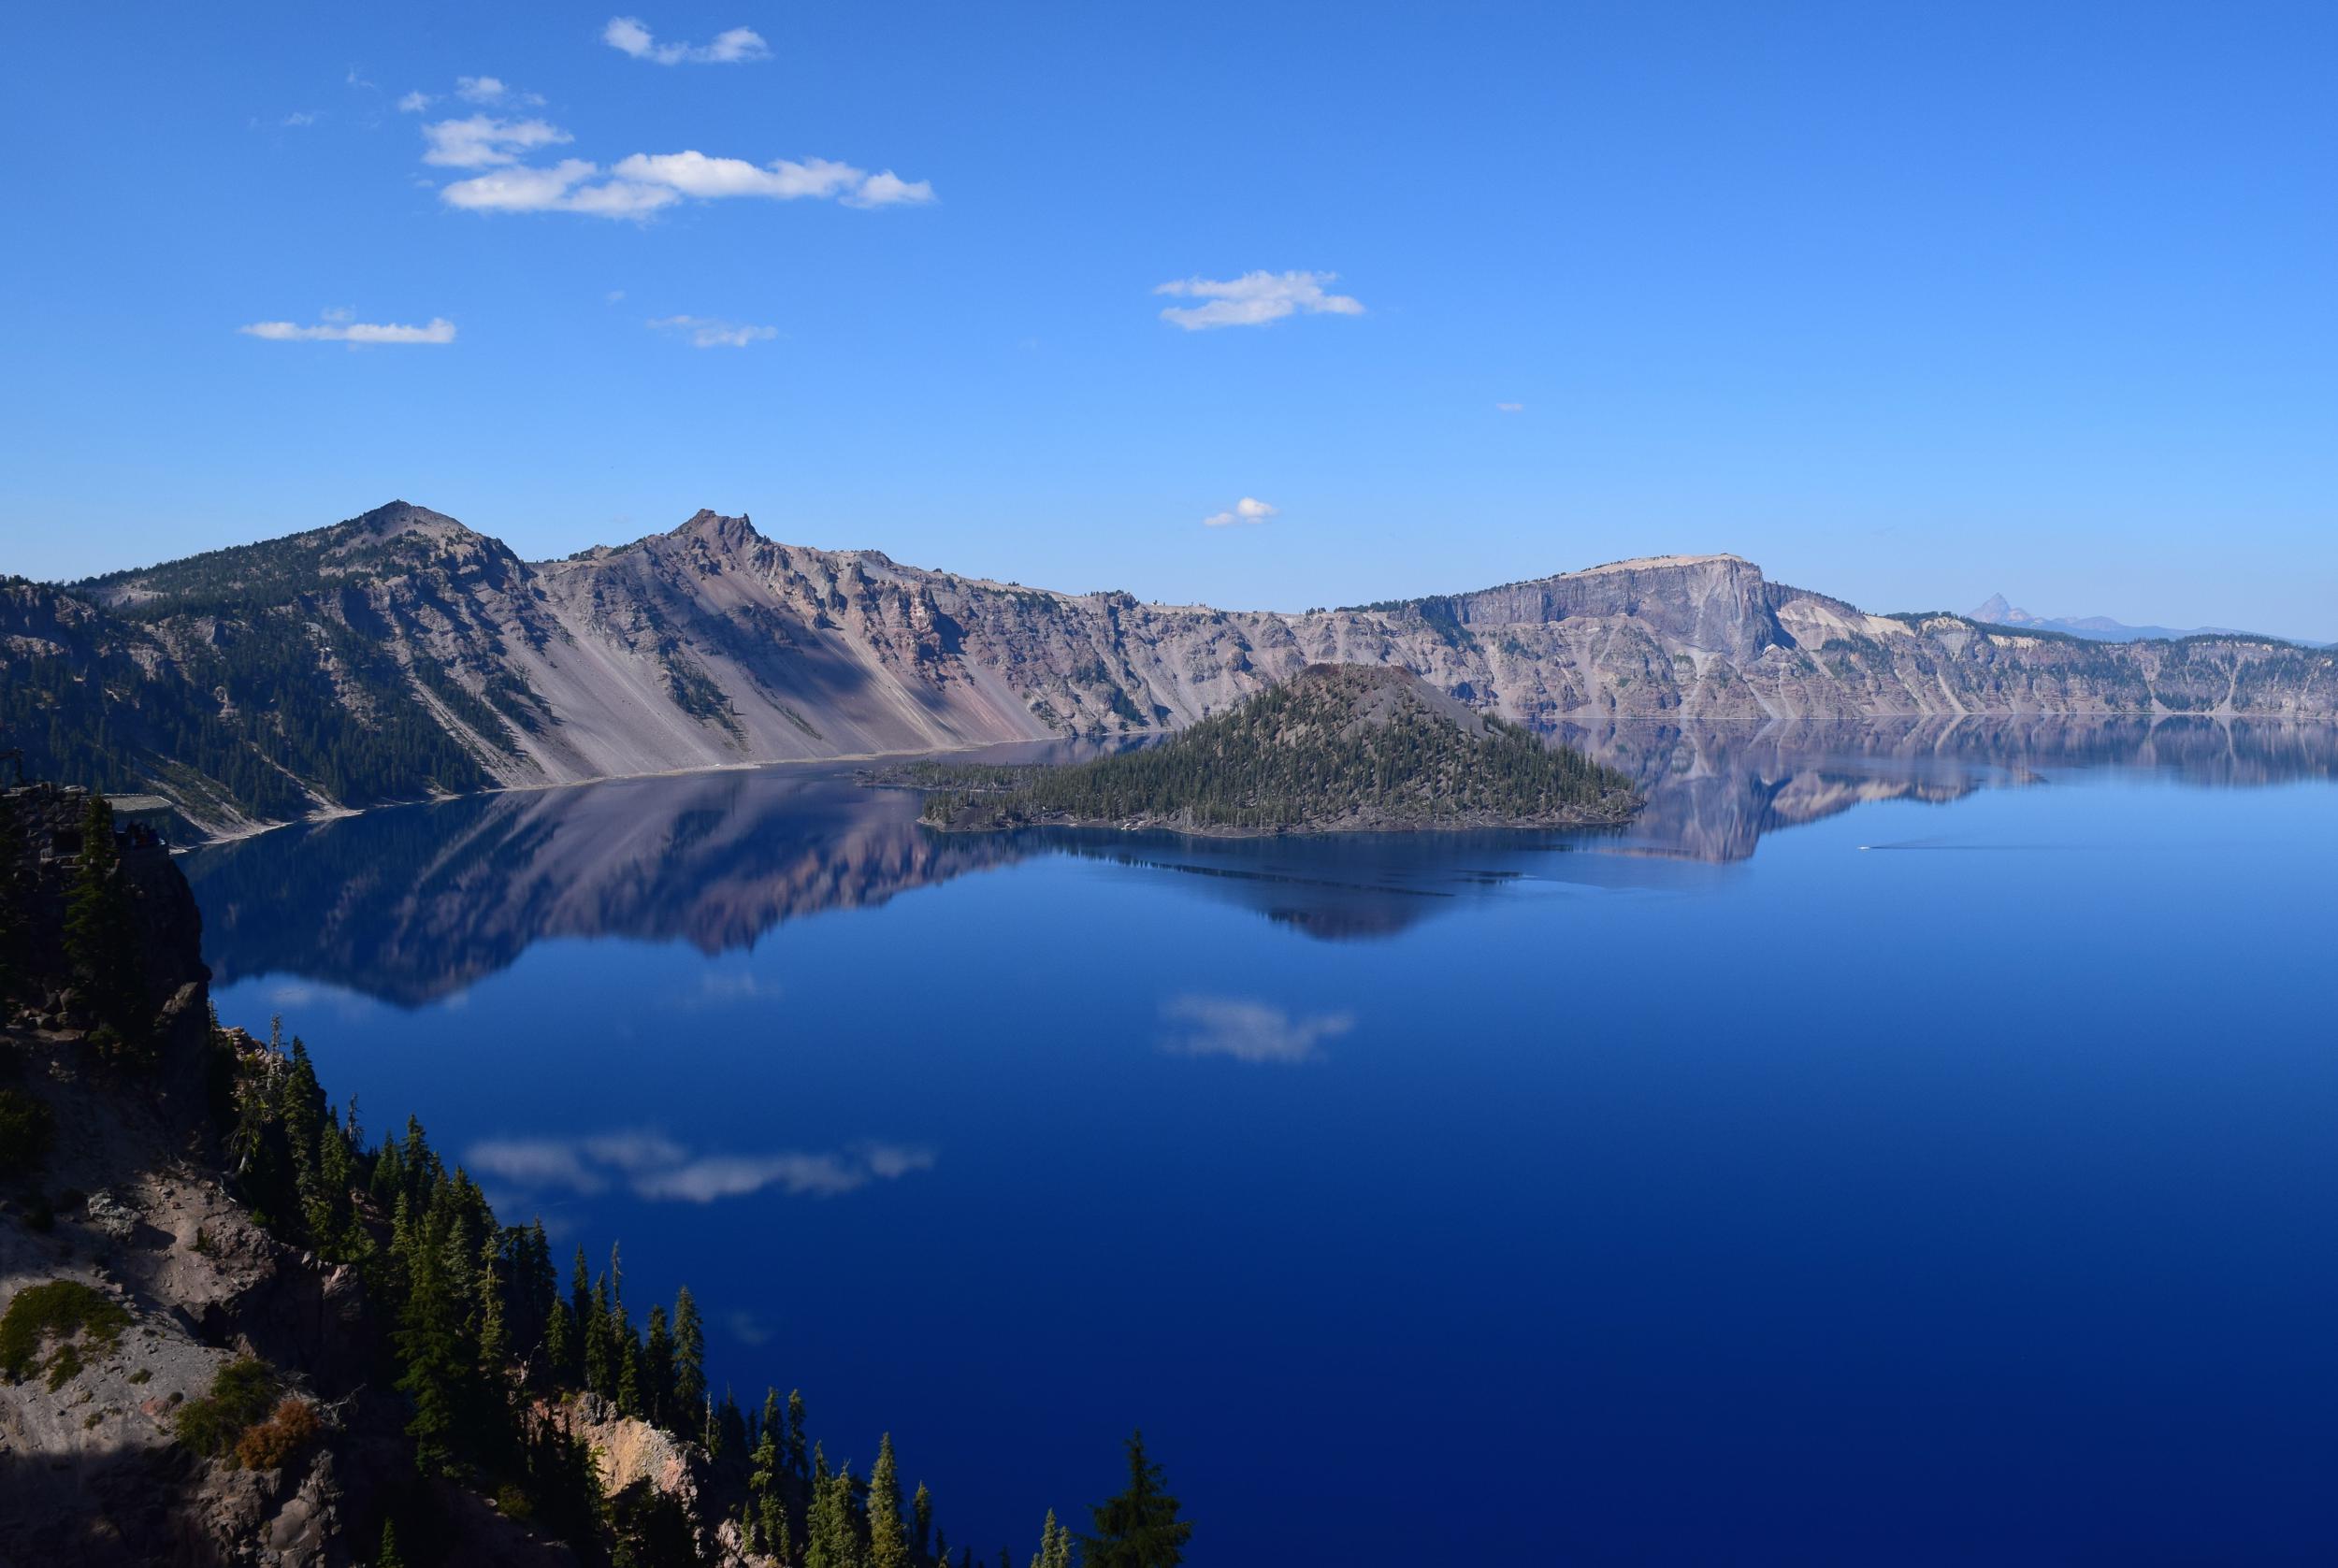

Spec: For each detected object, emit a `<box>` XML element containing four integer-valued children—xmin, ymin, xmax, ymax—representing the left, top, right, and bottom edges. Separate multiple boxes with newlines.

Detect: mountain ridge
<box><xmin>9</xmin><ymin>502</ymin><xmax>2338</xmax><ymax>838</ymax></box>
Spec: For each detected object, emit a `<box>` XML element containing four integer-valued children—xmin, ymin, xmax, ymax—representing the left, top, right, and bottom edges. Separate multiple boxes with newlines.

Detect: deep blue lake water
<box><xmin>185</xmin><ymin>719</ymin><xmax>2338</xmax><ymax>1565</ymax></box>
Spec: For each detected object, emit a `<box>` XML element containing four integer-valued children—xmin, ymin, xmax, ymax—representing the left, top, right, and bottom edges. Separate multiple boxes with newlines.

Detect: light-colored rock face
<box><xmin>33</xmin><ymin>508</ymin><xmax>2338</xmax><ymax>834</ymax></box>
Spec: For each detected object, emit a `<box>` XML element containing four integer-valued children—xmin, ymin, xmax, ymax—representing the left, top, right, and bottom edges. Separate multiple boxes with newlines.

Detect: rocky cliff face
<box><xmin>0</xmin><ymin>796</ymin><xmax>814</xmax><ymax>1564</ymax></box>
<box><xmin>16</xmin><ymin>503</ymin><xmax>2338</xmax><ymax>837</ymax></box>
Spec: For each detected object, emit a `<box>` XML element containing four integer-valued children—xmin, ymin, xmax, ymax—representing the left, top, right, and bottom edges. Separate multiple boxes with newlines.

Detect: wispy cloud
<box><xmin>649</xmin><ymin>315</ymin><xmax>777</xmax><ymax>349</ymax></box>
<box><xmin>727</xmin><ymin>1310</ymin><xmax>775</xmax><ymax>1346</ymax></box>
<box><xmin>845</xmin><ymin>169</ymin><xmax>934</xmax><ymax>209</ymax></box>
<box><xmin>1495</xmin><ymin>401</ymin><xmax>1524</xmax><ymax>413</ymax></box>
<box><xmin>613</xmin><ymin>150</ymin><xmax>859</xmax><ymax>199</ymax></box>
<box><xmin>466</xmin><ymin>1129</ymin><xmax>936</xmax><ymax>1203</ymax></box>
<box><xmin>1203</xmin><ymin>497</ymin><xmax>1277</xmax><ymax>528</ymax></box>
<box><xmin>397</xmin><ymin>90</ymin><xmax>433</xmax><ymax>113</ymax></box>
<box><xmin>436</xmin><ymin>146</ymin><xmax>930</xmax><ymax>219</ymax></box>
<box><xmin>1160</xmin><ymin>995</ymin><xmax>1352</xmax><ymax>1063</ymax></box>
<box><xmin>456</xmin><ymin>75</ymin><xmax>540</xmax><ymax>105</ymax></box>
<box><xmin>603</xmin><ymin>16</ymin><xmax>772</xmax><ymax>65</ymax></box>
<box><xmin>281</xmin><ymin>111</ymin><xmax>319</xmax><ymax>128</ymax></box>
<box><xmin>440</xmin><ymin>159</ymin><xmax>678</xmax><ymax>217</ymax></box>
<box><xmin>422</xmin><ymin>114</ymin><xmax>574</xmax><ymax>168</ymax></box>
<box><xmin>239</xmin><ymin>314</ymin><xmax>456</xmax><ymax>345</ymax></box>
<box><xmin>1154</xmin><ymin>270</ymin><xmax>1364</xmax><ymax>331</ymax></box>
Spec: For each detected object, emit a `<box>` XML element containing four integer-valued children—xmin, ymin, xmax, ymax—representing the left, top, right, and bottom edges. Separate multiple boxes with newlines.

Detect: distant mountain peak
<box><xmin>1967</xmin><ymin>593</ymin><xmax>2040</xmax><ymax>626</ymax></box>
<box><xmin>345</xmin><ymin>500</ymin><xmax>472</xmax><ymax>539</ymax></box>
<box><xmin>666</xmin><ymin>509</ymin><xmax>767</xmax><ymax>552</ymax></box>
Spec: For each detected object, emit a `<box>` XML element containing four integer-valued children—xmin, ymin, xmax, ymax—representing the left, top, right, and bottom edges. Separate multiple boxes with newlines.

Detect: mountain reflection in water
<box><xmin>184</xmin><ymin>716</ymin><xmax>2338</xmax><ymax>1004</ymax></box>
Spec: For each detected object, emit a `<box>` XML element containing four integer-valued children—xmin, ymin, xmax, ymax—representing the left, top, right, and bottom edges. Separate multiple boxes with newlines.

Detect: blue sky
<box><xmin>3</xmin><ymin>2</ymin><xmax>2331</xmax><ymax>633</ymax></box>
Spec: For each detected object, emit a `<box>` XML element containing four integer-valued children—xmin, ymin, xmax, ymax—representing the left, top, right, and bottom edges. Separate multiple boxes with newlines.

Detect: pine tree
<box><xmin>719</xmin><ymin>1386</ymin><xmax>746</xmax><ymax>1457</ymax></box>
<box><xmin>643</xmin><ymin>1304</ymin><xmax>674</xmax><ymax>1426</ymax></box>
<box><xmin>749</xmin><ymin>1404</ymin><xmax>784</xmax><ymax>1554</ymax></box>
<box><xmin>570</xmin><ymin>1246</ymin><xmax>594</xmax><ymax>1342</ymax></box>
<box><xmin>787</xmin><ymin>1388</ymin><xmax>809</xmax><ymax>1478</ymax></box>
<box><xmin>912</xmin><ymin>1482</ymin><xmax>933</xmax><ymax>1557</ymax></box>
<box><xmin>808</xmin><ymin>1460</ymin><xmax>860</xmax><ymax>1568</ymax></box>
<box><xmin>1080</xmin><ymin>1431</ymin><xmax>1191</xmax><ymax>1568</ymax></box>
<box><xmin>64</xmin><ymin>793</ymin><xmax>143</xmax><ymax>1048</ymax></box>
<box><xmin>477</xmin><ymin>1238</ymin><xmax>511</xmax><ymax>1373</ymax></box>
<box><xmin>1028</xmin><ymin>1511</ymin><xmax>1071</xmax><ymax>1568</ymax></box>
<box><xmin>585</xmin><ymin>1273</ymin><xmax>614</xmax><ymax>1396</ymax></box>
<box><xmin>617</xmin><ymin>1330</ymin><xmax>643</xmax><ymax>1417</ymax></box>
<box><xmin>376</xmin><ymin>1518</ymin><xmax>406</xmax><ymax>1568</ymax></box>
<box><xmin>868</xmin><ymin>1433</ymin><xmax>910</xmax><ymax>1568</ymax></box>
<box><xmin>396</xmin><ymin>1224</ymin><xmax>474</xmax><ymax>1476</ymax></box>
<box><xmin>544</xmin><ymin>1295</ymin><xmax>576</xmax><ymax>1389</ymax></box>
<box><xmin>671</xmin><ymin>1285</ymin><xmax>706</xmax><ymax>1417</ymax></box>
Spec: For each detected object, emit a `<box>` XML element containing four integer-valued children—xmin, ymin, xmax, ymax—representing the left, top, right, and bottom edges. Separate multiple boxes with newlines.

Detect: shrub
<box><xmin>0</xmin><ymin>1086</ymin><xmax>55</xmax><ymax>1178</ymax></box>
<box><xmin>234</xmin><ymin>1396</ymin><xmax>322</xmax><ymax>1470</ymax></box>
<box><xmin>173</xmin><ymin>1355</ymin><xmax>280</xmax><ymax>1457</ymax></box>
<box><xmin>0</xmin><ymin>1279</ymin><xmax>131</xmax><ymax>1384</ymax></box>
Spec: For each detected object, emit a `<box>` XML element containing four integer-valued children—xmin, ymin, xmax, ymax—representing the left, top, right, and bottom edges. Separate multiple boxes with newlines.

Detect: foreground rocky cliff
<box><xmin>0</xmin><ymin>789</ymin><xmax>989</xmax><ymax>1565</ymax></box>
<box><xmin>8</xmin><ymin>502</ymin><xmax>2335</xmax><ymax>838</ymax></box>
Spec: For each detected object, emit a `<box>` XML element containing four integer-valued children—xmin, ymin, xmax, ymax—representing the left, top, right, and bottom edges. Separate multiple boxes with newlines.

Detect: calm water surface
<box><xmin>186</xmin><ymin>720</ymin><xmax>2338</xmax><ymax>1565</ymax></box>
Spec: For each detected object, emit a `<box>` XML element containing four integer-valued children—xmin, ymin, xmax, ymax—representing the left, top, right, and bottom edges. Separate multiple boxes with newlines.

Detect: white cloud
<box><xmin>612</xmin><ymin>149</ymin><xmax>859</xmax><ymax>199</ymax></box>
<box><xmin>1202</xmin><ymin>496</ymin><xmax>1277</xmax><ymax>528</ymax></box>
<box><xmin>439</xmin><ymin>146</ymin><xmax>932</xmax><ymax>220</ymax></box>
<box><xmin>603</xmin><ymin>16</ymin><xmax>772</xmax><ymax>65</ymax></box>
<box><xmin>469</xmin><ymin>1137</ymin><xmax>609</xmax><ymax>1193</ymax></box>
<box><xmin>396</xmin><ymin>90</ymin><xmax>434</xmax><ymax>113</ymax></box>
<box><xmin>439</xmin><ymin>158</ymin><xmax>679</xmax><ymax>217</ymax></box>
<box><xmin>422</xmin><ymin>114</ymin><xmax>574</xmax><ymax>168</ymax></box>
<box><xmin>238</xmin><ymin>315</ymin><xmax>457</xmax><ymax>345</ymax></box>
<box><xmin>649</xmin><ymin>315</ymin><xmax>777</xmax><ymax>349</ymax></box>
<box><xmin>466</xmin><ymin>1129</ymin><xmax>934</xmax><ymax>1203</ymax></box>
<box><xmin>456</xmin><ymin>75</ymin><xmax>509</xmax><ymax>102</ymax></box>
<box><xmin>281</xmin><ymin>111</ymin><xmax>318</xmax><ymax>128</ymax></box>
<box><xmin>605</xmin><ymin>289</ymin><xmax>628</xmax><ymax>304</ymax></box>
<box><xmin>1154</xmin><ymin>270</ymin><xmax>1365</xmax><ymax>331</ymax></box>
<box><xmin>844</xmin><ymin>169</ymin><xmax>935</xmax><ymax>208</ymax></box>
<box><xmin>1160</xmin><ymin>995</ymin><xmax>1352</xmax><ymax>1063</ymax></box>
<box><xmin>1495</xmin><ymin>401</ymin><xmax>1524</xmax><ymax>413</ymax></box>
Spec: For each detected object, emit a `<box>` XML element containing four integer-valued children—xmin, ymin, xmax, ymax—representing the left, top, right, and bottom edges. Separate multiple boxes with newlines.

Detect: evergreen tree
<box><xmin>396</xmin><ymin>1221</ymin><xmax>475</xmax><ymax>1476</ymax></box>
<box><xmin>671</xmin><ymin>1285</ymin><xmax>706</xmax><ymax>1417</ymax></box>
<box><xmin>749</xmin><ymin>1405</ymin><xmax>784</xmax><ymax>1554</ymax></box>
<box><xmin>617</xmin><ymin>1329</ymin><xmax>643</xmax><ymax>1417</ymax></box>
<box><xmin>808</xmin><ymin>1460</ymin><xmax>861</xmax><ymax>1568</ymax></box>
<box><xmin>868</xmin><ymin>1432</ymin><xmax>910</xmax><ymax>1568</ymax></box>
<box><xmin>376</xmin><ymin>1518</ymin><xmax>405</xmax><ymax>1568</ymax></box>
<box><xmin>544</xmin><ymin>1295</ymin><xmax>577</xmax><ymax>1388</ymax></box>
<box><xmin>912</xmin><ymin>1482</ymin><xmax>933</xmax><ymax>1557</ymax></box>
<box><xmin>477</xmin><ymin>1238</ymin><xmax>511</xmax><ymax>1374</ymax></box>
<box><xmin>643</xmin><ymin>1304</ymin><xmax>675</xmax><ymax>1426</ymax></box>
<box><xmin>1079</xmin><ymin>1431</ymin><xmax>1191</xmax><ymax>1568</ymax></box>
<box><xmin>1027</xmin><ymin>1512</ymin><xmax>1073</xmax><ymax>1568</ymax></box>
<box><xmin>570</xmin><ymin>1246</ymin><xmax>594</xmax><ymax>1343</ymax></box>
<box><xmin>585</xmin><ymin>1273</ymin><xmax>615</xmax><ymax>1396</ymax></box>
<box><xmin>787</xmin><ymin>1388</ymin><xmax>809</xmax><ymax>1478</ymax></box>
<box><xmin>718</xmin><ymin>1387</ymin><xmax>746</xmax><ymax>1460</ymax></box>
<box><xmin>64</xmin><ymin>793</ymin><xmax>144</xmax><ymax>1048</ymax></box>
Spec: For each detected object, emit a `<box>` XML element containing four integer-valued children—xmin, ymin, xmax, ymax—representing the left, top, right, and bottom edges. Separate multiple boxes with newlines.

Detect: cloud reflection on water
<box><xmin>467</xmin><ymin>1129</ymin><xmax>936</xmax><ymax>1203</ymax></box>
